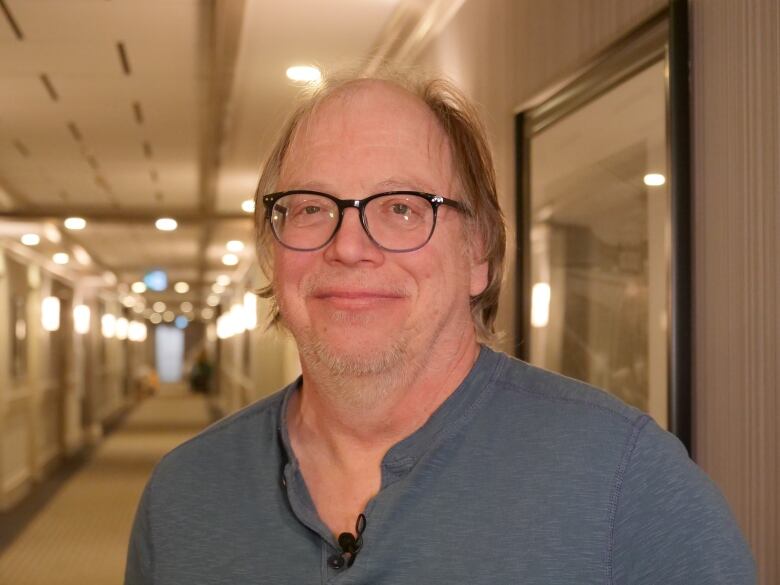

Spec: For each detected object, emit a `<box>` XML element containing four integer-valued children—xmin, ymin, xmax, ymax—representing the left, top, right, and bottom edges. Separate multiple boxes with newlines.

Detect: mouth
<box><xmin>311</xmin><ymin>288</ymin><xmax>406</xmax><ymax>309</ymax></box>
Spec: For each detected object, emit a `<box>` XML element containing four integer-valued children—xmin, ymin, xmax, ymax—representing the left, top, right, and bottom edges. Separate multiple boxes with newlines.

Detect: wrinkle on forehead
<box><xmin>281</xmin><ymin>80</ymin><xmax>456</xmax><ymax>191</ymax></box>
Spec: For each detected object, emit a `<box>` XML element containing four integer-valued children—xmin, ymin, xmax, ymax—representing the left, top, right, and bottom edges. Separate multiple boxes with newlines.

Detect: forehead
<box><xmin>280</xmin><ymin>81</ymin><xmax>454</xmax><ymax>191</ymax></box>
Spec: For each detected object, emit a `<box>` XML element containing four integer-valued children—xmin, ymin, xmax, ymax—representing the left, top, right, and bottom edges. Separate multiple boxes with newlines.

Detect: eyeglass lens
<box><xmin>270</xmin><ymin>193</ymin><xmax>436</xmax><ymax>251</ymax></box>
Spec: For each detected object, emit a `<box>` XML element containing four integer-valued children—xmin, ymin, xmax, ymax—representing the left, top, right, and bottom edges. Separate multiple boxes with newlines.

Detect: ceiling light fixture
<box><xmin>21</xmin><ymin>233</ymin><xmax>40</xmax><ymax>246</ymax></box>
<box><xmin>241</xmin><ymin>199</ymin><xmax>255</xmax><ymax>213</ymax></box>
<box><xmin>216</xmin><ymin>274</ymin><xmax>231</xmax><ymax>287</ymax></box>
<box><xmin>53</xmin><ymin>252</ymin><xmax>69</xmax><ymax>265</ymax></box>
<box><xmin>286</xmin><ymin>65</ymin><xmax>322</xmax><ymax>83</ymax></box>
<box><xmin>180</xmin><ymin>301</ymin><xmax>193</xmax><ymax>313</ymax></box>
<box><xmin>131</xmin><ymin>281</ymin><xmax>147</xmax><ymax>294</ymax></box>
<box><xmin>226</xmin><ymin>240</ymin><xmax>244</xmax><ymax>253</ymax></box>
<box><xmin>222</xmin><ymin>253</ymin><xmax>239</xmax><ymax>266</ymax></box>
<box><xmin>155</xmin><ymin>217</ymin><xmax>178</xmax><ymax>231</ymax></box>
<box><xmin>174</xmin><ymin>281</ymin><xmax>190</xmax><ymax>294</ymax></box>
<box><xmin>152</xmin><ymin>301</ymin><xmax>166</xmax><ymax>313</ymax></box>
<box><xmin>64</xmin><ymin>217</ymin><xmax>87</xmax><ymax>230</ymax></box>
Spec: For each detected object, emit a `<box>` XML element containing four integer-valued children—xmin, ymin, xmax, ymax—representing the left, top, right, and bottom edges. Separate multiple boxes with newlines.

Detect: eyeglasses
<box><xmin>262</xmin><ymin>190</ymin><xmax>467</xmax><ymax>252</ymax></box>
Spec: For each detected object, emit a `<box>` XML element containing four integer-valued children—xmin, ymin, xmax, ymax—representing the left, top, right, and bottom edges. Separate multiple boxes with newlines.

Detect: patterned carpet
<box><xmin>0</xmin><ymin>384</ymin><xmax>212</xmax><ymax>585</ymax></box>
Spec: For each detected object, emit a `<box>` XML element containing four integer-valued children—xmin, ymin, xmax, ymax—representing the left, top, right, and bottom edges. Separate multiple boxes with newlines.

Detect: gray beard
<box><xmin>289</xmin><ymin>323</ymin><xmax>421</xmax><ymax>411</ymax></box>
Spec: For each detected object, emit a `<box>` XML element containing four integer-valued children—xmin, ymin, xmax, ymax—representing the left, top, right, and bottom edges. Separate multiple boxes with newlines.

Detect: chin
<box><xmin>298</xmin><ymin>327</ymin><xmax>410</xmax><ymax>378</ymax></box>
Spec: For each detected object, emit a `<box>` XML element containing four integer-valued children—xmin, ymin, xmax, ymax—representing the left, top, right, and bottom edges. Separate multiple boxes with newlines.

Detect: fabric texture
<box><xmin>125</xmin><ymin>347</ymin><xmax>756</xmax><ymax>584</ymax></box>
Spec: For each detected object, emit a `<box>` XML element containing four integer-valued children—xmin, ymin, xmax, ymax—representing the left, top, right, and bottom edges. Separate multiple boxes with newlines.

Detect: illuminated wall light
<box><xmin>152</xmin><ymin>301</ymin><xmax>166</xmax><ymax>313</ymax></box>
<box><xmin>241</xmin><ymin>199</ymin><xmax>255</xmax><ymax>213</ymax></box>
<box><xmin>21</xmin><ymin>233</ymin><xmax>40</xmax><ymax>246</ymax></box>
<box><xmin>41</xmin><ymin>296</ymin><xmax>61</xmax><ymax>332</ymax></box>
<box><xmin>244</xmin><ymin>291</ymin><xmax>258</xmax><ymax>330</ymax></box>
<box><xmin>73</xmin><ymin>304</ymin><xmax>91</xmax><ymax>334</ymax></box>
<box><xmin>216</xmin><ymin>274</ymin><xmax>231</xmax><ymax>287</ymax></box>
<box><xmin>155</xmin><ymin>217</ymin><xmax>178</xmax><ymax>231</ymax></box>
<box><xmin>286</xmin><ymin>65</ymin><xmax>322</xmax><ymax>83</ymax></box>
<box><xmin>222</xmin><ymin>253</ymin><xmax>239</xmax><ymax>266</ymax></box>
<box><xmin>643</xmin><ymin>173</ymin><xmax>666</xmax><ymax>187</ymax></box>
<box><xmin>102</xmin><ymin>314</ymin><xmax>117</xmax><ymax>338</ymax></box>
<box><xmin>231</xmin><ymin>303</ymin><xmax>246</xmax><ymax>334</ymax></box>
<box><xmin>116</xmin><ymin>317</ymin><xmax>129</xmax><ymax>340</ymax></box>
<box><xmin>174</xmin><ymin>281</ymin><xmax>190</xmax><ymax>294</ymax></box>
<box><xmin>128</xmin><ymin>320</ymin><xmax>147</xmax><ymax>342</ymax></box>
<box><xmin>531</xmin><ymin>283</ymin><xmax>551</xmax><ymax>328</ymax></box>
<box><xmin>226</xmin><ymin>240</ymin><xmax>244</xmax><ymax>253</ymax></box>
<box><xmin>52</xmin><ymin>252</ymin><xmax>70</xmax><ymax>265</ymax></box>
<box><xmin>131</xmin><ymin>281</ymin><xmax>147</xmax><ymax>293</ymax></box>
<box><xmin>64</xmin><ymin>217</ymin><xmax>87</xmax><ymax>230</ymax></box>
<box><xmin>180</xmin><ymin>301</ymin><xmax>193</xmax><ymax>313</ymax></box>
<box><xmin>216</xmin><ymin>314</ymin><xmax>232</xmax><ymax>339</ymax></box>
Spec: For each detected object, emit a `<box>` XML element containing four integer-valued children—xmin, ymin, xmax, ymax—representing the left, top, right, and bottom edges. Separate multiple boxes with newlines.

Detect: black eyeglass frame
<box><xmin>262</xmin><ymin>190</ymin><xmax>468</xmax><ymax>252</ymax></box>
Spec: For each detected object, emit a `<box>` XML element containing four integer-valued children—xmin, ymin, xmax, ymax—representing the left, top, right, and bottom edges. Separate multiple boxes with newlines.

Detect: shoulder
<box><xmin>486</xmin><ymin>347</ymin><xmax>649</xmax><ymax>431</ymax></box>
<box><xmin>149</xmin><ymin>384</ymin><xmax>292</xmax><ymax>489</ymax></box>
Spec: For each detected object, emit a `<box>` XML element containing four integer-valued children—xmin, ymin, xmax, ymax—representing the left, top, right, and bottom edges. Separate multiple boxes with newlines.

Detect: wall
<box><xmin>412</xmin><ymin>0</ymin><xmax>776</xmax><ymax>580</ymax></box>
<box><xmin>690</xmin><ymin>0</ymin><xmax>779</xmax><ymax>581</ymax></box>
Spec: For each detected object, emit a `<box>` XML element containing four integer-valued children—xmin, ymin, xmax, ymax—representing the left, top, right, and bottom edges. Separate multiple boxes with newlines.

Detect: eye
<box><xmin>390</xmin><ymin>203</ymin><xmax>410</xmax><ymax>216</ymax></box>
<box><xmin>302</xmin><ymin>205</ymin><xmax>321</xmax><ymax>215</ymax></box>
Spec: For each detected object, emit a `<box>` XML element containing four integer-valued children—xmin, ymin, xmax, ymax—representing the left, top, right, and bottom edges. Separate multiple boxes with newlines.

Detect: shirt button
<box><xmin>327</xmin><ymin>554</ymin><xmax>345</xmax><ymax>569</ymax></box>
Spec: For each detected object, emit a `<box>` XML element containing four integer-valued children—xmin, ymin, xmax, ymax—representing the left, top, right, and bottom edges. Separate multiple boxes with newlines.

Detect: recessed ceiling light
<box><xmin>241</xmin><ymin>199</ymin><xmax>255</xmax><ymax>213</ymax></box>
<box><xmin>131</xmin><ymin>281</ymin><xmax>147</xmax><ymax>293</ymax></box>
<box><xmin>174</xmin><ymin>281</ymin><xmax>190</xmax><ymax>294</ymax></box>
<box><xmin>286</xmin><ymin>65</ymin><xmax>322</xmax><ymax>83</ymax></box>
<box><xmin>64</xmin><ymin>217</ymin><xmax>87</xmax><ymax>230</ymax></box>
<box><xmin>222</xmin><ymin>253</ymin><xmax>239</xmax><ymax>266</ymax></box>
<box><xmin>21</xmin><ymin>233</ymin><xmax>40</xmax><ymax>246</ymax></box>
<box><xmin>643</xmin><ymin>173</ymin><xmax>666</xmax><ymax>187</ymax></box>
<box><xmin>226</xmin><ymin>240</ymin><xmax>244</xmax><ymax>253</ymax></box>
<box><xmin>216</xmin><ymin>274</ymin><xmax>231</xmax><ymax>287</ymax></box>
<box><xmin>155</xmin><ymin>217</ymin><xmax>177</xmax><ymax>231</ymax></box>
<box><xmin>53</xmin><ymin>252</ymin><xmax>69</xmax><ymax>265</ymax></box>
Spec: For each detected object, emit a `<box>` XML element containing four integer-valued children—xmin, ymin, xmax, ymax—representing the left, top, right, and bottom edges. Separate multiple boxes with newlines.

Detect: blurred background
<box><xmin>0</xmin><ymin>0</ymin><xmax>776</xmax><ymax>583</ymax></box>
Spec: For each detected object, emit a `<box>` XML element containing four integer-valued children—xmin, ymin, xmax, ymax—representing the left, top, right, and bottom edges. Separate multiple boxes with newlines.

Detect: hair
<box><xmin>253</xmin><ymin>67</ymin><xmax>506</xmax><ymax>342</ymax></box>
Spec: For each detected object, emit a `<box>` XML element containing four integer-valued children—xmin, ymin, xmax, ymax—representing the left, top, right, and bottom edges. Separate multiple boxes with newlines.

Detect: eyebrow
<box><xmin>288</xmin><ymin>177</ymin><xmax>440</xmax><ymax>195</ymax></box>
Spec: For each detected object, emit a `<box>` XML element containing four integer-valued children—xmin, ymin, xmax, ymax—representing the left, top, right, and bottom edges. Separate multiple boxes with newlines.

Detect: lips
<box><xmin>310</xmin><ymin>287</ymin><xmax>406</xmax><ymax>309</ymax></box>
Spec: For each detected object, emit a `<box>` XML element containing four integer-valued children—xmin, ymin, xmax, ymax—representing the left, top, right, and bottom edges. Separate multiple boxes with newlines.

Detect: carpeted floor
<box><xmin>0</xmin><ymin>384</ymin><xmax>212</xmax><ymax>585</ymax></box>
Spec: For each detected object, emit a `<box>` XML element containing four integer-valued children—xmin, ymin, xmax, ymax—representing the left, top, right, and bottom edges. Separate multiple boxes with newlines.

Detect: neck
<box><xmin>288</xmin><ymin>335</ymin><xmax>481</xmax><ymax>471</ymax></box>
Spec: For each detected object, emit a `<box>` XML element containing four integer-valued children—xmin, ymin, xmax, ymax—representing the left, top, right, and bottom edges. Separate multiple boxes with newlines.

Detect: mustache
<box><xmin>300</xmin><ymin>272</ymin><xmax>410</xmax><ymax>298</ymax></box>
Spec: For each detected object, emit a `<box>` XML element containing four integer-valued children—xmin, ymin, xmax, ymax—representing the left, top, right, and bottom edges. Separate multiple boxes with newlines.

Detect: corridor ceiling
<box><xmin>0</xmin><ymin>0</ymin><xmax>456</xmax><ymax>313</ymax></box>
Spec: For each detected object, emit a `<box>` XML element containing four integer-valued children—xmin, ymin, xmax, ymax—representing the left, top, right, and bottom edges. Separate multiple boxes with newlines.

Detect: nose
<box><xmin>323</xmin><ymin>208</ymin><xmax>383</xmax><ymax>265</ymax></box>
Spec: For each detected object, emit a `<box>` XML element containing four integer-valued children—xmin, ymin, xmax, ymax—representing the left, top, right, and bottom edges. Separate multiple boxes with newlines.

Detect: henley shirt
<box><xmin>125</xmin><ymin>346</ymin><xmax>756</xmax><ymax>584</ymax></box>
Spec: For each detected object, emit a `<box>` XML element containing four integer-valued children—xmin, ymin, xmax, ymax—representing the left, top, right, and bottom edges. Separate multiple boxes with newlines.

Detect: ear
<box><xmin>470</xmin><ymin>259</ymin><xmax>489</xmax><ymax>296</ymax></box>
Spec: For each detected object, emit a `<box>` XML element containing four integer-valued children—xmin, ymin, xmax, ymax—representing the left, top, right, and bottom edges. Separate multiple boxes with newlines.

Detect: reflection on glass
<box><xmin>529</xmin><ymin>61</ymin><xmax>669</xmax><ymax>427</ymax></box>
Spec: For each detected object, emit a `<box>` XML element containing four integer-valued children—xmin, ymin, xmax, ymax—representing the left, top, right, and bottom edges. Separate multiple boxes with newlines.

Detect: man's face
<box><xmin>273</xmin><ymin>81</ymin><xmax>487</xmax><ymax>378</ymax></box>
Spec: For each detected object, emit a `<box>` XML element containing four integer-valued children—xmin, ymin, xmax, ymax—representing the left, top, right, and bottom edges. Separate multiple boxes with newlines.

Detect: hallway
<box><xmin>0</xmin><ymin>385</ymin><xmax>212</xmax><ymax>585</ymax></box>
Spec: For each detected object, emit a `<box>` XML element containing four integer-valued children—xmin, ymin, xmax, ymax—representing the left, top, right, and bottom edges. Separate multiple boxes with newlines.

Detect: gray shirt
<box><xmin>125</xmin><ymin>347</ymin><xmax>756</xmax><ymax>584</ymax></box>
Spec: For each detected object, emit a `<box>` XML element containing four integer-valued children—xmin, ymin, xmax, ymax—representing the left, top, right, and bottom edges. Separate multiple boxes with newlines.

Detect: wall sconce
<box><xmin>101</xmin><ymin>314</ymin><xmax>116</xmax><ymax>338</ymax></box>
<box><xmin>116</xmin><ymin>317</ymin><xmax>129</xmax><ymax>340</ymax></box>
<box><xmin>531</xmin><ymin>282</ymin><xmax>551</xmax><ymax>328</ymax></box>
<box><xmin>73</xmin><ymin>304</ymin><xmax>91</xmax><ymax>334</ymax></box>
<box><xmin>41</xmin><ymin>296</ymin><xmax>60</xmax><ymax>332</ymax></box>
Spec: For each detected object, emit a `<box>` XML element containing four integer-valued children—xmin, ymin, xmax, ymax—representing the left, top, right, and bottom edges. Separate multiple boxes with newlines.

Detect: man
<box><xmin>126</xmin><ymin>72</ymin><xmax>755</xmax><ymax>584</ymax></box>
